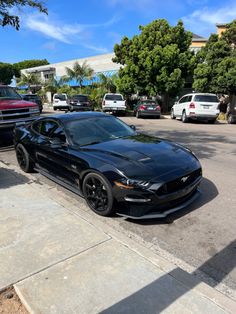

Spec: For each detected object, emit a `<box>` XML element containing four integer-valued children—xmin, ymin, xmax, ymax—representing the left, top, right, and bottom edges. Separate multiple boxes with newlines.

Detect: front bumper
<box><xmin>114</xmin><ymin>175</ymin><xmax>202</xmax><ymax>219</ymax></box>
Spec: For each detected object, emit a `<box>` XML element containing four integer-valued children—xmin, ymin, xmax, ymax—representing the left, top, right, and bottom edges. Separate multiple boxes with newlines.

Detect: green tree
<box><xmin>97</xmin><ymin>73</ymin><xmax>117</xmax><ymax>93</ymax></box>
<box><xmin>17</xmin><ymin>73</ymin><xmax>42</xmax><ymax>93</ymax></box>
<box><xmin>0</xmin><ymin>0</ymin><xmax>47</xmax><ymax>30</ymax></box>
<box><xmin>0</xmin><ymin>62</ymin><xmax>14</xmax><ymax>84</ymax></box>
<box><xmin>13</xmin><ymin>59</ymin><xmax>49</xmax><ymax>77</ymax></box>
<box><xmin>64</xmin><ymin>61</ymin><xmax>94</xmax><ymax>90</ymax></box>
<box><xmin>193</xmin><ymin>20</ymin><xmax>236</xmax><ymax>95</ymax></box>
<box><xmin>113</xmin><ymin>19</ymin><xmax>193</xmax><ymax>111</ymax></box>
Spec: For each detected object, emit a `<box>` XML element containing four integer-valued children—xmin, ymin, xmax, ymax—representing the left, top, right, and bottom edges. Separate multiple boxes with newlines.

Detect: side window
<box><xmin>50</xmin><ymin>126</ymin><xmax>67</xmax><ymax>142</ymax></box>
<box><xmin>40</xmin><ymin>120</ymin><xmax>58</xmax><ymax>137</ymax></box>
<box><xmin>179</xmin><ymin>97</ymin><xmax>185</xmax><ymax>104</ymax></box>
<box><xmin>32</xmin><ymin>120</ymin><xmax>41</xmax><ymax>133</ymax></box>
<box><xmin>187</xmin><ymin>96</ymin><xmax>193</xmax><ymax>102</ymax></box>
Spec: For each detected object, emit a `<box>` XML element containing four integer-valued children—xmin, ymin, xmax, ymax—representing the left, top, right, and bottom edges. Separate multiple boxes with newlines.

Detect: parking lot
<box><xmin>1</xmin><ymin>114</ymin><xmax>236</xmax><ymax>300</ymax></box>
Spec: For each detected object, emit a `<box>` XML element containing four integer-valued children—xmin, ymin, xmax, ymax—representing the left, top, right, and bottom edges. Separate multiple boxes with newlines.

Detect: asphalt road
<box><xmin>1</xmin><ymin>113</ymin><xmax>236</xmax><ymax>299</ymax></box>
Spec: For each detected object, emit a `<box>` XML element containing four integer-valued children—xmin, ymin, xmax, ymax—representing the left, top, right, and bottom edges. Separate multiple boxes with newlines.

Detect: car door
<box><xmin>175</xmin><ymin>96</ymin><xmax>185</xmax><ymax>116</ymax></box>
<box><xmin>33</xmin><ymin>119</ymin><xmax>75</xmax><ymax>185</ymax></box>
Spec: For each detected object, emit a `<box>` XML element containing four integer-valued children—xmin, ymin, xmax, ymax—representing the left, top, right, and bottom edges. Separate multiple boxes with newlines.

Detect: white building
<box><xmin>22</xmin><ymin>53</ymin><xmax>121</xmax><ymax>86</ymax></box>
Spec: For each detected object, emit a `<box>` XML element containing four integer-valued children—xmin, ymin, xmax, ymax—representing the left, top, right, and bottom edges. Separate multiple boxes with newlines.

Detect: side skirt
<box><xmin>34</xmin><ymin>165</ymin><xmax>83</xmax><ymax>197</ymax></box>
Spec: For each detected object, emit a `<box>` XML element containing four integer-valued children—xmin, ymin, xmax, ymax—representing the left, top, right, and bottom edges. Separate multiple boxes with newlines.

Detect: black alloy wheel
<box><xmin>82</xmin><ymin>172</ymin><xmax>114</xmax><ymax>216</ymax></box>
<box><xmin>182</xmin><ymin>111</ymin><xmax>188</xmax><ymax>123</ymax></box>
<box><xmin>16</xmin><ymin>144</ymin><xmax>34</xmax><ymax>173</ymax></box>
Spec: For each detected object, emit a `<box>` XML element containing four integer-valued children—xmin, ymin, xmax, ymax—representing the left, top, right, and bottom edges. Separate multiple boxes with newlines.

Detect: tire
<box><xmin>82</xmin><ymin>172</ymin><xmax>114</xmax><ymax>216</ymax></box>
<box><xmin>208</xmin><ymin>119</ymin><xmax>216</xmax><ymax>124</ymax></box>
<box><xmin>171</xmin><ymin>109</ymin><xmax>176</xmax><ymax>119</ymax></box>
<box><xmin>53</xmin><ymin>107</ymin><xmax>57</xmax><ymax>111</ymax></box>
<box><xmin>16</xmin><ymin>144</ymin><xmax>34</xmax><ymax>173</ymax></box>
<box><xmin>227</xmin><ymin>114</ymin><xmax>234</xmax><ymax>124</ymax></box>
<box><xmin>136</xmin><ymin>111</ymin><xmax>141</xmax><ymax>119</ymax></box>
<box><xmin>181</xmin><ymin>111</ymin><xmax>188</xmax><ymax>123</ymax></box>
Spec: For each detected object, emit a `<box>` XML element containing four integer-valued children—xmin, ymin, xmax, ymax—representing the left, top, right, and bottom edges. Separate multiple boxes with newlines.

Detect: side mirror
<box><xmin>130</xmin><ymin>125</ymin><xmax>136</xmax><ymax>131</ymax></box>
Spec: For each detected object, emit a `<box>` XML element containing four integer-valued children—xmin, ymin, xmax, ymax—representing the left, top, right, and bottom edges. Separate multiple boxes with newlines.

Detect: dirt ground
<box><xmin>0</xmin><ymin>287</ymin><xmax>28</xmax><ymax>314</ymax></box>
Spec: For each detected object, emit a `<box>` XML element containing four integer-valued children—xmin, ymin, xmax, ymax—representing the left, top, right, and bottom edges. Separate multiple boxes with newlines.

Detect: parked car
<box><xmin>226</xmin><ymin>101</ymin><xmax>236</xmax><ymax>124</ymax></box>
<box><xmin>14</xmin><ymin>112</ymin><xmax>202</xmax><ymax>219</ymax></box>
<box><xmin>53</xmin><ymin>93</ymin><xmax>69</xmax><ymax>111</ymax></box>
<box><xmin>134</xmin><ymin>99</ymin><xmax>161</xmax><ymax>118</ymax></box>
<box><xmin>68</xmin><ymin>94</ymin><xmax>93</xmax><ymax>112</ymax></box>
<box><xmin>21</xmin><ymin>94</ymin><xmax>43</xmax><ymax>113</ymax></box>
<box><xmin>102</xmin><ymin>93</ymin><xmax>126</xmax><ymax>115</ymax></box>
<box><xmin>171</xmin><ymin>93</ymin><xmax>220</xmax><ymax>123</ymax></box>
<box><xmin>0</xmin><ymin>85</ymin><xmax>40</xmax><ymax>130</ymax></box>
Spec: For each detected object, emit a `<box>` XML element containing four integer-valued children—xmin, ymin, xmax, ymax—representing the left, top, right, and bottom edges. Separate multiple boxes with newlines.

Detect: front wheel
<box><xmin>16</xmin><ymin>144</ymin><xmax>34</xmax><ymax>173</ymax></box>
<box><xmin>171</xmin><ymin>109</ymin><xmax>176</xmax><ymax>119</ymax></box>
<box><xmin>82</xmin><ymin>172</ymin><xmax>114</xmax><ymax>216</ymax></box>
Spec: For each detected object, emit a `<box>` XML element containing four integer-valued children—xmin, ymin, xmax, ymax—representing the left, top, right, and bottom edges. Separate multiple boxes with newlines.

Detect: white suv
<box><xmin>171</xmin><ymin>93</ymin><xmax>220</xmax><ymax>123</ymax></box>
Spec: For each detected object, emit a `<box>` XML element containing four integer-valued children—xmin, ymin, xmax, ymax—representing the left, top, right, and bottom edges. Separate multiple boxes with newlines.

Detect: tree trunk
<box><xmin>161</xmin><ymin>93</ymin><xmax>170</xmax><ymax>114</ymax></box>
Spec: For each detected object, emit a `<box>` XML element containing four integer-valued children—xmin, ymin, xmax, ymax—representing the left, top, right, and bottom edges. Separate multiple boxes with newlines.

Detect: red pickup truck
<box><xmin>0</xmin><ymin>85</ymin><xmax>40</xmax><ymax>130</ymax></box>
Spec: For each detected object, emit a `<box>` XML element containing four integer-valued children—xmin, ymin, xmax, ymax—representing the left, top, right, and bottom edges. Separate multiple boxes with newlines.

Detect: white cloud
<box><xmin>183</xmin><ymin>3</ymin><xmax>236</xmax><ymax>36</ymax></box>
<box><xmin>82</xmin><ymin>44</ymin><xmax>109</xmax><ymax>54</ymax></box>
<box><xmin>24</xmin><ymin>13</ymin><xmax>119</xmax><ymax>44</ymax></box>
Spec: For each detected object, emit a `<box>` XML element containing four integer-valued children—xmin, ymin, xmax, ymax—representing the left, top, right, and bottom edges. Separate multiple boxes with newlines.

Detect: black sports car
<box><xmin>14</xmin><ymin>112</ymin><xmax>202</xmax><ymax>219</ymax></box>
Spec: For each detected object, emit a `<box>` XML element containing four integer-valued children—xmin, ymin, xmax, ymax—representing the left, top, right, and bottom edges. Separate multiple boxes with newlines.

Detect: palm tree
<box><xmin>97</xmin><ymin>73</ymin><xmax>117</xmax><ymax>93</ymax></box>
<box><xmin>64</xmin><ymin>61</ymin><xmax>94</xmax><ymax>89</ymax></box>
<box><xmin>17</xmin><ymin>73</ymin><xmax>42</xmax><ymax>93</ymax></box>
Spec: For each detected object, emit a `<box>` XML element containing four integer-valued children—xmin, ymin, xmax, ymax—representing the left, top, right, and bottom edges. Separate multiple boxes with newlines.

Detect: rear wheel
<box><xmin>227</xmin><ymin>114</ymin><xmax>234</xmax><ymax>124</ymax></box>
<box><xmin>82</xmin><ymin>172</ymin><xmax>114</xmax><ymax>216</ymax></box>
<box><xmin>181</xmin><ymin>111</ymin><xmax>188</xmax><ymax>123</ymax></box>
<box><xmin>171</xmin><ymin>109</ymin><xmax>176</xmax><ymax>119</ymax></box>
<box><xmin>136</xmin><ymin>111</ymin><xmax>141</xmax><ymax>119</ymax></box>
<box><xmin>16</xmin><ymin>144</ymin><xmax>34</xmax><ymax>173</ymax></box>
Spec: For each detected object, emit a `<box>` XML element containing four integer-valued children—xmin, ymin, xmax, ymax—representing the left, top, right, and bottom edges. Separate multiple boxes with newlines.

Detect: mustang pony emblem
<box><xmin>181</xmin><ymin>176</ymin><xmax>189</xmax><ymax>183</ymax></box>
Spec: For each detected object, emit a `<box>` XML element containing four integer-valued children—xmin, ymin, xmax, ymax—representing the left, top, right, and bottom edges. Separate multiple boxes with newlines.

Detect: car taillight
<box><xmin>139</xmin><ymin>105</ymin><xmax>146</xmax><ymax>110</ymax></box>
<box><xmin>189</xmin><ymin>103</ymin><xmax>195</xmax><ymax>109</ymax></box>
<box><xmin>102</xmin><ymin>100</ymin><xmax>105</xmax><ymax>107</ymax></box>
<box><xmin>155</xmin><ymin>105</ymin><xmax>161</xmax><ymax>110</ymax></box>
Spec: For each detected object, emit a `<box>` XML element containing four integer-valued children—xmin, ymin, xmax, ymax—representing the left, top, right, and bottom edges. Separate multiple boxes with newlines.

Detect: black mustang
<box><xmin>14</xmin><ymin>112</ymin><xmax>202</xmax><ymax>219</ymax></box>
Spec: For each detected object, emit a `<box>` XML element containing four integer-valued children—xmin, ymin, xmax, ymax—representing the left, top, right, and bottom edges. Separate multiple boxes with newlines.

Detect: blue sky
<box><xmin>1</xmin><ymin>0</ymin><xmax>236</xmax><ymax>63</ymax></box>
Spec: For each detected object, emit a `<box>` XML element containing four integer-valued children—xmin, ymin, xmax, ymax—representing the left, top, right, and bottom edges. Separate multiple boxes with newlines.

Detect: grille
<box><xmin>2</xmin><ymin>108</ymin><xmax>29</xmax><ymax>115</ymax></box>
<box><xmin>156</xmin><ymin>168</ymin><xmax>202</xmax><ymax>196</ymax></box>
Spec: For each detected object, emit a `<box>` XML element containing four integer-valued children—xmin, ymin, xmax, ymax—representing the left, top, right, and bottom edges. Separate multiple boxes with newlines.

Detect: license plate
<box><xmin>203</xmin><ymin>105</ymin><xmax>209</xmax><ymax>109</ymax></box>
<box><xmin>148</xmin><ymin>107</ymin><xmax>154</xmax><ymax>110</ymax></box>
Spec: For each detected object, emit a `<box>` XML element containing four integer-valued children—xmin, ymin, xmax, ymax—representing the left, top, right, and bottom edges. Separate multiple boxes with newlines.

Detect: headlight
<box><xmin>29</xmin><ymin>107</ymin><xmax>39</xmax><ymax>112</ymax></box>
<box><xmin>114</xmin><ymin>178</ymin><xmax>150</xmax><ymax>189</ymax></box>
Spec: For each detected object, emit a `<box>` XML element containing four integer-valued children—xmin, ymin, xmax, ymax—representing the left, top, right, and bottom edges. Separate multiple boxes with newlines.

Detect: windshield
<box><xmin>105</xmin><ymin>94</ymin><xmax>123</xmax><ymax>101</ymax></box>
<box><xmin>194</xmin><ymin>95</ymin><xmax>219</xmax><ymax>103</ymax></box>
<box><xmin>0</xmin><ymin>87</ymin><xmax>22</xmax><ymax>100</ymax></box>
<box><xmin>65</xmin><ymin>116</ymin><xmax>134</xmax><ymax>146</ymax></box>
<box><xmin>54</xmin><ymin>94</ymin><xmax>66</xmax><ymax>101</ymax></box>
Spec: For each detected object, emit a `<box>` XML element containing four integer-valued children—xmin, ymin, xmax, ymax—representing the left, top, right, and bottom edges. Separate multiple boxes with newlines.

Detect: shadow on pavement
<box><xmin>0</xmin><ymin>167</ymin><xmax>29</xmax><ymax>189</ymax></box>
<box><xmin>102</xmin><ymin>240</ymin><xmax>236</xmax><ymax>313</ymax></box>
<box><xmin>136</xmin><ymin>128</ymin><xmax>236</xmax><ymax>160</ymax></box>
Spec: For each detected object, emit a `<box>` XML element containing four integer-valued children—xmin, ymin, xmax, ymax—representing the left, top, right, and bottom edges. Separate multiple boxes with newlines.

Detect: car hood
<box><xmin>0</xmin><ymin>99</ymin><xmax>37</xmax><ymax>109</ymax></box>
<box><xmin>81</xmin><ymin>134</ymin><xmax>201</xmax><ymax>182</ymax></box>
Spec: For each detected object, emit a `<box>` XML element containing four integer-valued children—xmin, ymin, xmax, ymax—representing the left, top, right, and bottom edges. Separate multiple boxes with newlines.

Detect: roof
<box><xmin>43</xmin><ymin>111</ymin><xmax>107</xmax><ymax>122</ymax></box>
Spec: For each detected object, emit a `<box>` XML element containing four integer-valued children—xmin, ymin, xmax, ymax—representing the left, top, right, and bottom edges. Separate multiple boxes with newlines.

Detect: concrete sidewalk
<box><xmin>0</xmin><ymin>162</ymin><xmax>236</xmax><ymax>313</ymax></box>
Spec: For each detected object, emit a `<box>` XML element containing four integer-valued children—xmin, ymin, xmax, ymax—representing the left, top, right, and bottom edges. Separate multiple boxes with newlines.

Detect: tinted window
<box><xmin>40</xmin><ymin>120</ymin><xmax>58</xmax><ymax>137</ymax></box>
<box><xmin>32</xmin><ymin>120</ymin><xmax>41</xmax><ymax>133</ymax></box>
<box><xmin>141</xmin><ymin>100</ymin><xmax>157</xmax><ymax>105</ymax></box>
<box><xmin>65</xmin><ymin>116</ymin><xmax>134</xmax><ymax>146</ymax></box>
<box><xmin>0</xmin><ymin>87</ymin><xmax>22</xmax><ymax>100</ymax></box>
<box><xmin>72</xmin><ymin>95</ymin><xmax>88</xmax><ymax>102</ymax></box>
<box><xmin>179</xmin><ymin>96</ymin><xmax>188</xmax><ymax>103</ymax></box>
<box><xmin>105</xmin><ymin>94</ymin><xmax>123</xmax><ymax>101</ymax></box>
<box><xmin>193</xmin><ymin>95</ymin><xmax>219</xmax><ymax>102</ymax></box>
